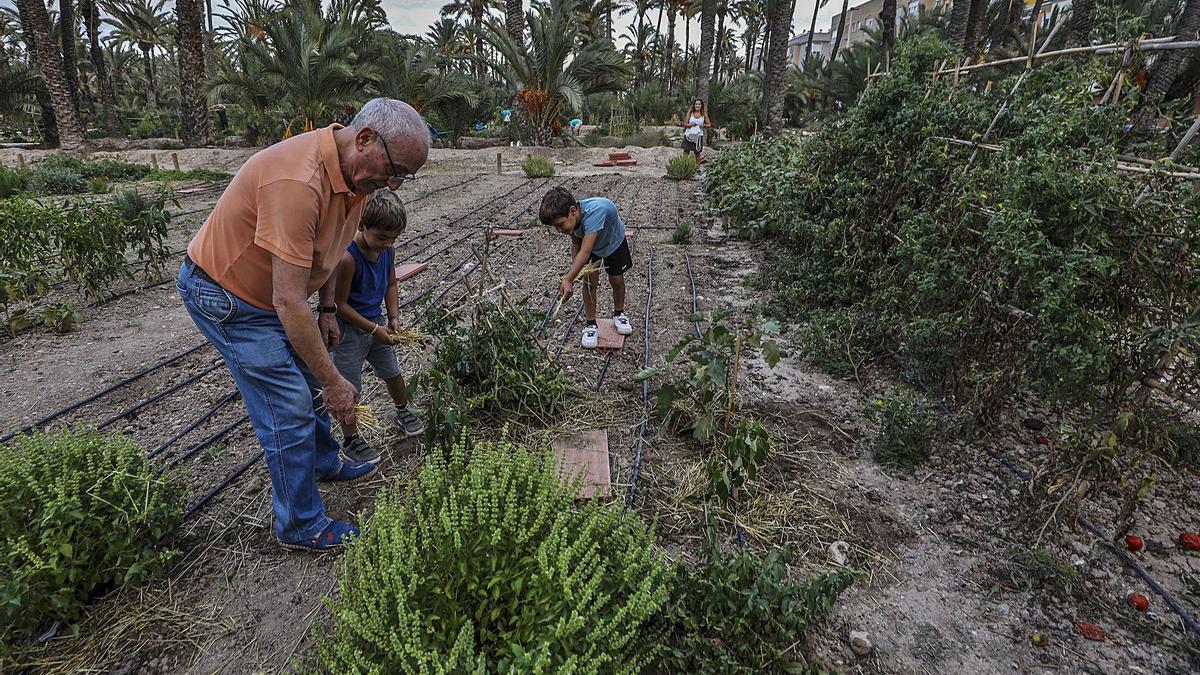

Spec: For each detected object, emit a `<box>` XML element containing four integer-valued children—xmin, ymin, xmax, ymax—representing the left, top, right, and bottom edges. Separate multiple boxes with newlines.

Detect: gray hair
<box><xmin>349</xmin><ymin>98</ymin><xmax>431</xmax><ymax>148</ymax></box>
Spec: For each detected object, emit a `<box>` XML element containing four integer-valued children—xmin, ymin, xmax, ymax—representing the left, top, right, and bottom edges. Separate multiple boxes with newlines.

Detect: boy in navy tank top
<box><xmin>330</xmin><ymin>189</ymin><xmax>424</xmax><ymax>463</ymax></box>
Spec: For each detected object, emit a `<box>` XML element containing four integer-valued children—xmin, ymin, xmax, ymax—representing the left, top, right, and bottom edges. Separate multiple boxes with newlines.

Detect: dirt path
<box><xmin>3</xmin><ymin>156</ymin><xmax>1196</xmax><ymax>673</ymax></box>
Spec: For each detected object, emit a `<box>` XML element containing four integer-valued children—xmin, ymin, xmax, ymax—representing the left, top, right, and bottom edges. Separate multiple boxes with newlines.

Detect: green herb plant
<box><xmin>865</xmin><ymin>388</ymin><xmax>955</xmax><ymax>469</ymax></box>
<box><xmin>671</xmin><ymin>220</ymin><xmax>691</xmax><ymax>244</ymax></box>
<box><xmin>665</xmin><ymin>154</ymin><xmax>697</xmax><ymax>180</ymax></box>
<box><xmin>520</xmin><ymin>154</ymin><xmax>555</xmax><ymax>178</ymax></box>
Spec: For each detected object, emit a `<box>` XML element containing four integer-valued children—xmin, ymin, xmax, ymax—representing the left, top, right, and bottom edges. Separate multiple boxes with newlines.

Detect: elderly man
<box><xmin>177</xmin><ymin>98</ymin><xmax>430</xmax><ymax>551</ymax></box>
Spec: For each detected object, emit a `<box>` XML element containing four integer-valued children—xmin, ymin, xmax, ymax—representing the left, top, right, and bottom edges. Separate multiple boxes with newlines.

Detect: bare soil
<box><xmin>1</xmin><ymin>147</ymin><xmax>1196</xmax><ymax>673</ymax></box>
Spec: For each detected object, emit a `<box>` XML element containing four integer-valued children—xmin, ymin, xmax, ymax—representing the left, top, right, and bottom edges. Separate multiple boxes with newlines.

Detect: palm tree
<box><xmin>58</xmin><ymin>0</ymin><xmax>82</xmax><ymax>111</ymax></box>
<box><xmin>964</xmin><ymin>0</ymin><xmax>986</xmax><ymax>56</ymax></box>
<box><xmin>715</xmin><ymin>23</ymin><xmax>737</xmax><ymax>78</ymax></box>
<box><xmin>379</xmin><ymin>43</ymin><xmax>479</xmax><ymax>145</ymax></box>
<box><xmin>13</xmin><ymin>0</ymin><xmax>86</xmax><ymax>149</ymax></box>
<box><xmin>102</xmin><ymin>0</ymin><xmax>169</xmax><ymax>108</ymax></box>
<box><xmin>1068</xmin><ymin>0</ymin><xmax>1094</xmax><ymax>46</ymax></box>
<box><xmin>881</xmin><ymin>0</ymin><xmax>895</xmax><ymax>69</ymax></box>
<box><xmin>441</xmin><ymin>0</ymin><xmax>499</xmax><ymax>75</ymax></box>
<box><xmin>829</xmin><ymin>0</ymin><xmax>849</xmax><ymax>63</ymax></box>
<box><xmin>618</xmin><ymin>0</ymin><xmax>654</xmax><ymax>82</ymax></box>
<box><xmin>1141</xmin><ymin>0</ymin><xmax>1200</xmax><ymax>123</ymax></box>
<box><xmin>80</xmin><ymin>0</ymin><xmax>119</xmax><ymax>135</ymax></box>
<box><xmin>760</xmin><ymin>0</ymin><xmax>791</xmax><ymax>132</ymax></box>
<box><xmin>661</xmin><ymin>0</ymin><xmax>680</xmax><ymax>93</ymax></box>
<box><xmin>735</xmin><ymin>0</ymin><xmax>764</xmax><ymax>73</ymax></box>
<box><xmin>696</xmin><ymin>0</ymin><xmax>715</xmax><ymax>101</ymax></box>
<box><xmin>505</xmin><ymin>0</ymin><xmax>523</xmax><ymax>44</ymax></box>
<box><xmin>713</xmin><ymin>0</ymin><xmax>727</xmax><ymax>79</ymax></box>
<box><xmin>425</xmin><ymin>17</ymin><xmax>470</xmax><ymax>70</ymax></box>
<box><xmin>485</xmin><ymin>0</ymin><xmax>631</xmax><ymax>144</ymax></box>
<box><xmin>176</xmin><ymin>0</ymin><xmax>210</xmax><ymax>145</ymax></box>
<box><xmin>805</xmin><ymin>0</ymin><xmax>829</xmax><ymax>59</ymax></box>
<box><xmin>948</xmin><ymin>0</ymin><xmax>969</xmax><ymax>54</ymax></box>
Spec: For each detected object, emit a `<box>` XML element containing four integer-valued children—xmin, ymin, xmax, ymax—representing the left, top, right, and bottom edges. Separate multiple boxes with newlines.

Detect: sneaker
<box><xmin>318</xmin><ymin>459</ymin><xmax>377</xmax><ymax>483</ymax></box>
<box><xmin>613</xmin><ymin>314</ymin><xmax>634</xmax><ymax>336</ymax></box>
<box><xmin>581</xmin><ymin>324</ymin><xmax>599</xmax><ymax>349</ymax></box>
<box><xmin>342</xmin><ymin>435</ymin><xmax>381</xmax><ymax>464</ymax></box>
<box><xmin>278</xmin><ymin>519</ymin><xmax>359</xmax><ymax>552</ymax></box>
<box><xmin>395</xmin><ymin>406</ymin><xmax>425</xmax><ymax>438</ymax></box>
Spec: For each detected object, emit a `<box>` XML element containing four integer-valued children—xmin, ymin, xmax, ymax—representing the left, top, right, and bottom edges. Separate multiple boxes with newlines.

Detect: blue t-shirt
<box><xmin>573</xmin><ymin>197</ymin><xmax>625</xmax><ymax>258</ymax></box>
<box><xmin>346</xmin><ymin>240</ymin><xmax>393</xmax><ymax>320</ymax></box>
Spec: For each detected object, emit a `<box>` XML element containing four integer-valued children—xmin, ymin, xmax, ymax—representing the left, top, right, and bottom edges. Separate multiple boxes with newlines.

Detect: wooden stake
<box><xmin>931</xmin><ymin>38</ymin><xmax>1200</xmax><ymax>76</ymax></box>
<box><xmin>171</xmin><ymin>152</ymin><xmax>180</xmax><ymax>172</ymax></box>
<box><xmin>150</xmin><ymin>154</ymin><xmax>160</xmax><ymax>171</ymax></box>
<box><xmin>17</xmin><ymin>154</ymin><xmax>25</xmax><ymax>167</ymax></box>
<box><xmin>496</xmin><ymin>152</ymin><xmax>502</xmax><ymax>175</ymax></box>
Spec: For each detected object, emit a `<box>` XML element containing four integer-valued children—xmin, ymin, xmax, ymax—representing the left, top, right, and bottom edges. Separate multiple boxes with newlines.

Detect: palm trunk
<box><xmin>14</xmin><ymin>2</ymin><xmax>60</xmax><ymax>146</ymax></box>
<box><xmin>649</xmin><ymin>2</ymin><xmax>664</xmax><ymax>79</ymax></box>
<box><xmin>140</xmin><ymin>44</ymin><xmax>160</xmax><ymax>108</ymax></box>
<box><xmin>82</xmin><ymin>0</ymin><xmax>120</xmax><ymax>136</ymax></box>
<box><xmin>881</xmin><ymin>0</ymin><xmax>896</xmax><ymax>70</ymax></box>
<box><xmin>15</xmin><ymin>0</ymin><xmax>86</xmax><ymax>150</ymax></box>
<box><xmin>697</xmin><ymin>0</ymin><xmax>716</xmax><ymax>102</ymax></box>
<box><xmin>606</xmin><ymin>0</ymin><xmax>612</xmax><ymax>40</ymax></box>
<box><xmin>714</xmin><ymin>0</ymin><xmax>726</xmax><ymax>79</ymax></box>
<box><xmin>177</xmin><ymin>0</ymin><xmax>211</xmax><ymax>146</ymax></box>
<box><xmin>1140</xmin><ymin>0</ymin><xmax>1200</xmax><ymax>124</ymax></box>
<box><xmin>964</xmin><ymin>0</ymin><xmax>986</xmax><ymax>57</ymax></box>
<box><xmin>949</xmin><ymin>0</ymin><xmax>970</xmax><ymax>53</ymax></box>
<box><xmin>744</xmin><ymin>25</ymin><xmax>756</xmax><ymax>73</ymax></box>
<box><xmin>684</xmin><ymin>12</ymin><xmax>691</xmax><ymax>82</ymax></box>
<box><xmin>1068</xmin><ymin>0</ymin><xmax>1094</xmax><ymax>46</ymax></box>
<box><xmin>830</xmin><ymin>0</ymin><xmax>850</xmax><ymax>63</ymax></box>
<box><xmin>762</xmin><ymin>0</ymin><xmax>793</xmax><ymax>133</ymax></box>
<box><xmin>662</xmin><ymin>4</ymin><xmax>676</xmax><ymax>95</ymax></box>
<box><xmin>506</xmin><ymin>0</ymin><xmax>524</xmax><ymax>45</ymax></box>
<box><xmin>58</xmin><ymin>0</ymin><xmax>82</xmax><ymax>113</ymax></box>
<box><xmin>805</xmin><ymin>0</ymin><xmax>820</xmax><ymax>59</ymax></box>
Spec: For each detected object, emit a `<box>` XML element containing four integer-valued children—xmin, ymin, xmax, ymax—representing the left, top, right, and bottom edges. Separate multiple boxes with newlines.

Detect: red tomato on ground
<box><xmin>1180</xmin><ymin>533</ymin><xmax>1200</xmax><ymax>551</ymax></box>
<box><xmin>1128</xmin><ymin>593</ymin><xmax>1150</xmax><ymax>612</ymax></box>
<box><xmin>1124</xmin><ymin>535</ymin><xmax>1144</xmax><ymax>552</ymax></box>
<box><xmin>1035</xmin><ymin>435</ymin><xmax>1050</xmax><ymax>446</ymax></box>
<box><xmin>1076</xmin><ymin>622</ymin><xmax>1105</xmax><ymax>641</ymax></box>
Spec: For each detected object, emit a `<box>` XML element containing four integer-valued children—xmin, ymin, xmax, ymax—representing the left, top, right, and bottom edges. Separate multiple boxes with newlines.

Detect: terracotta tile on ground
<box><xmin>396</xmin><ymin>262</ymin><xmax>429</xmax><ymax>282</ymax></box>
<box><xmin>551</xmin><ymin>429</ymin><xmax>611</xmax><ymax>500</ymax></box>
<box><xmin>593</xmin><ymin>319</ymin><xmax>626</xmax><ymax>350</ymax></box>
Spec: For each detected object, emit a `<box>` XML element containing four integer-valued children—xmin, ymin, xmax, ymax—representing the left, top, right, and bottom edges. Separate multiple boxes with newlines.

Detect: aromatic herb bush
<box><xmin>670</xmin><ymin>220</ymin><xmax>691</xmax><ymax>244</ymax></box>
<box><xmin>665</xmin><ymin>154</ymin><xmax>696</xmax><ymax>180</ymax></box>
<box><xmin>866</xmin><ymin>388</ymin><xmax>955</xmax><ymax>469</ymax></box>
<box><xmin>650</xmin><ymin>512</ymin><xmax>853</xmax><ymax>674</ymax></box>
<box><xmin>419</xmin><ymin>302</ymin><xmax>571</xmax><ymax>447</ymax></box>
<box><xmin>142</xmin><ymin>168</ymin><xmax>231</xmax><ymax>182</ymax></box>
<box><xmin>0</xmin><ymin>429</ymin><xmax>183</xmax><ymax>656</ymax></box>
<box><xmin>312</xmin><ymin>437</ymin><xmax>672</xmax><ymax>673</ymax></box>
<box><xmin>704</xmin><ymin>35</ymin><xmax>1200</xmax><ymax>425</ymax></box>
<box><xmin>521</xmin><ymin>154</ymin><xmax>555</xmax><ymax>178</ymax></box>
<box><xmin>24</xmin><ymin>166</ymin><xmax>89</xmax><ymax>195</ymax></box>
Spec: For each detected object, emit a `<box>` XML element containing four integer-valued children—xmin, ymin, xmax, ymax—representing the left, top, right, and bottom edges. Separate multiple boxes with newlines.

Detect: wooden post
<box><xmin>171</xmin><ymin>152</ymin><xmax>180</xmax><ymax>172</ymax></box>
<box><xmin>17</xmin><ymin>154</ymin><xmax>25</xmax><ymax>167</ymax></box>
<box><xmin>150</xmin><ymin>154</ymin><xmax>160</xmax><ymax>171</ymax></box>
<box><xmin>496</xmin><ymin>152</ymin><xmax>502</xmax><ymax>175</ymax></box>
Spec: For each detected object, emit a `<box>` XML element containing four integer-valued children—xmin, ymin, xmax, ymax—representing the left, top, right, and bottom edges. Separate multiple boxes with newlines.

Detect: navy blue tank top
<box><xmin>346</xmin><ymin>240</ymin><xmax>393</xmax><ymax>320</ymax></box>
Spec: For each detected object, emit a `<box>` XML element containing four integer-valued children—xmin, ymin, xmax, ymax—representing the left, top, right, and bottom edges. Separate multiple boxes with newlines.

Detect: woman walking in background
<box><xmin>682</xmin><ymin>99</ymin><xmax>711</xmax><ymax>170</ymax></box>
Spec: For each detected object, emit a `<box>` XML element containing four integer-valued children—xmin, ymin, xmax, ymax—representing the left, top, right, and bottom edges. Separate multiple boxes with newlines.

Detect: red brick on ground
<box><xmin>492</xmin><ymin>229</ymin><xmax>524</xmax><ymax>237</ymax></box>
<box><xmin>551</xmin><ymin>429</ymin><xmax>611</xmax><ymax>500</ymax></box>
<box><xmin>593</xmin><ymin>319</ymin><xmax>626</xmax><ymax>350</ymax></box>
<box><xmin>395</xmin><ymin>262</ymin><xmax>428</xmax><ymax>282</ymax></box>
<box><xmin>614</xmin><ymin>159</ymin><xmax>638</xmax><ymax>167</ymax></box>
<box><xmin>592</xmin><ymin>160</ymin><xmax>616</xmax><ymax>167</ymax></box>
<box><xmin>608</xmin><ymin>151</ymin><xmax>632</xmax><ymax>160</ymax></box>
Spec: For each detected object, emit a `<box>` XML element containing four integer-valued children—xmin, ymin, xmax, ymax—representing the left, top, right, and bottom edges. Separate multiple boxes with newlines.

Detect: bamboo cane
<box><xmin>928</xmin><ymin>39</ymin><xmax>1200</xmax><ymax>76</ymax></box>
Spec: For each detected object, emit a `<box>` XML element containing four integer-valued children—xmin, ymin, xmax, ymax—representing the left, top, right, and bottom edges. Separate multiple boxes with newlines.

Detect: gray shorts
<box><xmin>331</xmin><ymin>316</ymin><xmax>402</xmax><ymax>392</ymax></box>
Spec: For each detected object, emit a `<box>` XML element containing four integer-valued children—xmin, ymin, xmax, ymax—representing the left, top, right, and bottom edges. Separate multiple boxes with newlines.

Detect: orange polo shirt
<box><xmin>187</xmin><ymin>125</ymin><xmax>364</xmax><ymax>311</ymax></box>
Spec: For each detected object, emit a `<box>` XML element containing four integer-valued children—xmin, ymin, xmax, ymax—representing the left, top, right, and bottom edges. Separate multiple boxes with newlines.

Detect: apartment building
<box><xmin>829</xmin><ymin>0</ymin><xmax>950</xmax><ymax>50</ymax></box>
<box><xmin>788</xmin><ymin>31</ymin><xmax>833</xmax><ymax>69</ymax></box>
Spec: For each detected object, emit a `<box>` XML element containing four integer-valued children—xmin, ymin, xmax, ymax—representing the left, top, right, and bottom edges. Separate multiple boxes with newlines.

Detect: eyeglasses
<box><xmin>377</xmin><ymin>134</ymin><xmax>417</xmax><ymax>186</ymax></box>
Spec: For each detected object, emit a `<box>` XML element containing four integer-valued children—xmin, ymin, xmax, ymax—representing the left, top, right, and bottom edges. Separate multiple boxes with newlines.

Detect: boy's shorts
<box><xmin>588</xmin><ymin>239</ymin><xmax>633</xmax><ymax>276</ymax></box>
<box><xmin>331</xmin><ymin>316</ymin><xmax>402</xmax><ymax>392</ymax></box>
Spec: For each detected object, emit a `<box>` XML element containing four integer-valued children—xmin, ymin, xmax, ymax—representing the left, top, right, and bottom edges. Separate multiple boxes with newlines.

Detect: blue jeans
<box><xmin>177</xmin><ymin>260</ymin><xmax>341</xmax><ymax>543</ymax></box>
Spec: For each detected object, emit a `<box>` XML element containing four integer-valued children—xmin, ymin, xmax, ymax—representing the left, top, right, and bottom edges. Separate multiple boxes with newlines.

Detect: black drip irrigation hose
<box><xmin>553</xmin><ymin>303</ymin><xmax>586</xmax><ymax>362</ymax></box>
<box><xmin>147</xmin><ymin>390</ymin><xmax>240</xmax><ymax>460</ymax></box>
<box><xmin>683</xmin><ymin>251</ymin><xmax>702</xmax><ymax>340</ymax></box>
<box><xmin>890</xmin><ymin>353</ymin><xmax>1200</xmax><ymax>639</ymax></box>
<box><xmin>626</xmin><ymin>250</ymin><xmax>655</xmax><ymax>508</ymax></box>
<box><xmin>0</xmin><ymin>341</ymin><xmax>210</xmax><ymax>444</ymax></box>
<box><xmin>181</xmin><ymin>449</ymin><xmax>263</xmax><ymax>522</ymax></box>
<box><xmin>985</xmin><ymin>446</ymin><xmax>1200</xmax><ymax>638</ymax></box>
<box><xmin>95</xmin><ymin>360</ymin><xmax>224</xmax><ymax>430</ymax></box>
<box><xmin>406</xmin><ymin>174</ymin><xmax>482</xmax><ymax>204</ymax></box>
<box><xmin>165</xmin><ymin>413</ymin><xmax>252</xmax><ymax>472</ymax></box>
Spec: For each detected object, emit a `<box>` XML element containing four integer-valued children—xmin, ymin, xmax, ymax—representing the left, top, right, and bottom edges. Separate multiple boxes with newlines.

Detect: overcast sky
<box><xmin>380</xmin><ymin>1</ymin><xmax>847</xmax><ymax>42</ymax></box>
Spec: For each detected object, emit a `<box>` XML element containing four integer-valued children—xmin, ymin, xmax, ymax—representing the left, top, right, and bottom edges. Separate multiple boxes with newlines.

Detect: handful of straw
<box><xmin>388</xmin><ymin>326</ymin><xmax>428</xmax><ymax>347</ymax></box>
<box><xmin>548</xmin><ymin>260</ymin><xmax>604</xmax><ymax>323</ymax></box>
<box><xmin>316</xmin><ymin>391</ymin><xmax>382</xmax><ymax>434</ymax></box>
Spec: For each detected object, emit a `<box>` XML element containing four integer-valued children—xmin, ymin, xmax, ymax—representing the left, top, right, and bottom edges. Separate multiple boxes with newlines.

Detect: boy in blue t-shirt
<box><xmin>330</xmin><ymin>188</ymin><xmax>424</xmax><ymax>463</ymax></box>
<box><xmin>539</xmin><ymin>186</ymin><xmax>634</xmax><ymax>349</ymax></box>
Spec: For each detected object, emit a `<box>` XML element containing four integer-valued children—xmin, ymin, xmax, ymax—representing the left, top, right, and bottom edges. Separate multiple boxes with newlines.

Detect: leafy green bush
<box><xmin>142</xmin><ymin>168</ymin><xmax>231</xmax><ymax>182</ymax></box>
<box><xmin>39</xmin><ymin>154</ymin><xmax>150</xmax><ymax>181</ymax></box>
<box><xmin>521</xmin><ymin>154</ymin><xmax>555</xmax><ymax>177</ymax></box>
<box><xmin>24</xmin><ymin>167</ymin><xmax>88</xmax><ymax>195</ymax></box>
<box><xmin>665</xmin><ymin>154</ymin><xmax>696</xmax><ymax>180</ymax></box>
<box><xmin>420</xmin><ymin>301</ymin><xmax>571</xmax><ymax>446</ymax></box>
<box><xmin>89</xmin><ymin>177</ymin><xmax>112</xmax><ymax>194</ymax></box>
<box><xmin>0</xmin><ymin>166</ymin><xmax>22</xmax><ymax>198</ymax></box>
<box><xmin>651</xmin><ymin>512</ymin><xmax>853</xmax><ymax>673</ymax></box>
<box><xmin>671</xmin><ymin>220</ymin><xmax>691</xmax><ymax>244</ymax></box>
<box><xmin>312</xmin><ymin>437</ymin><xmax>672</xmax><ymax>672</ymax></box>
<box><xmin>0</xmin><ymin>429</ymin><xmax>183</xmax><ymax>655</ymax></box>
<box><xmin>866</xmin><ymin>388</ymin><xmax>954</xmax><ymax>468</ymax></box>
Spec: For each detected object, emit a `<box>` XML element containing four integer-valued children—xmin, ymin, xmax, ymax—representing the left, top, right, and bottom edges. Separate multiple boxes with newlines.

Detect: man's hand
<box><xmin>560</xmin><ymin>278</ymin><xmax>574</xmax><ymax>300</ymax></box>
<box><xmin>387</xmin><ymin>316</ymin><xmax>402</xmax><ymax>334</ymax></box>
<box><xmin>318</xmin><ymin>312</ymin><xmax>340</xmax><ymax>352</ymax></box>
<box><xmin>370</xmin><ymin>324</ymin><xmax>392</xmax><ymax>345</ymax></box>
<box><xmin>322</xmin><ymin>374</ymin><xmax>358</xmax><ymax>426</ymax></box>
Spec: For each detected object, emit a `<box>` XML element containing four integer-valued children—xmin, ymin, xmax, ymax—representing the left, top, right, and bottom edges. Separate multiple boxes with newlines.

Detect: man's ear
<box><xmin>355</xmin><ymin>127</ymin><xmax>375</xmax><ymax>150</ymax></box>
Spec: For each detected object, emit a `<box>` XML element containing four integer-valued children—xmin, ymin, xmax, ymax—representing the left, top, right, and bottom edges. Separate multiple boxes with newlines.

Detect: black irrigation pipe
<box><xmin>165</xmin><ymin>413</ymin><xmax>251</xmax><ymax>471</ymax></box>
<box><xmin>553</xmin><ymin>303</ymin><xmax>586</xmax><ymax>362</ymax></box>
<box><xmin>0</xmin><ymin>341</ymin><xmax>210</xmax><ymax>444</ymax></box>
<box><xmin>147</xmin><ymin>390</ymin><xmax>240</xmax><ymax>460</ymax></box>
<box><xmin>985</xmin><ymin>446</ymin><xmax>1200</xmax><ymax>638</ymax></box>
<box><xmin>891</xmin><ymin>353</ymin><xmax>1200</xmax><ymax>638</ymax></box>
<box><xmin>406</xmin><ymin>174</ymin><xmax>482</xmax><ymax>203</ymax></box>
<box><xmin>96</xmin><ymin>360</ymin><xmax>224</xmax><ymax>430</ymax></box>
<box><xmin>626</xmin><ymin>250</ymin><xmax>655</xmax><ymax>508</ymax></box>
<box><xmin>181</xmin><ymin>448</ymin><xmax>263</xmax><ymax>522</ymax></box>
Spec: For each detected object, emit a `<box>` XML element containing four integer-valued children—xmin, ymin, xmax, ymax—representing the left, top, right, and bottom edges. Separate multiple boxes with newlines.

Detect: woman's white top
<box><xmin>685</xmin><ymin>114</ymin><xmax>706</xmax><ymax>140</ymax></box>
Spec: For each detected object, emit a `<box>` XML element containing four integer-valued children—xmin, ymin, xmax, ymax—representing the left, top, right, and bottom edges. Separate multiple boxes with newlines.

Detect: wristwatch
<box><xmin>317</xmin><ymin>304</ymin><xmax>338</xmax><ymax>313</ymax></box>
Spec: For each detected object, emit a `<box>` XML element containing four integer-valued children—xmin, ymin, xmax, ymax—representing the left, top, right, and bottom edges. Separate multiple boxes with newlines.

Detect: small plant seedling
<box><xmin>202</xmin><ymin>443</ymin><xmax>227</xmax><ymax>462</ymax></box>
<box><xmin>671</xmin><ymin>220</ymin><xmax>692</xmax><ymax>244</ymax></box>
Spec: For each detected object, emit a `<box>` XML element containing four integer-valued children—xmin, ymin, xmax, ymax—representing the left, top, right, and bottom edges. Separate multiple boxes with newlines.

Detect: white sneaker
<box><xmin>613</xmin><ymin>314</ymin><xmax>633</xmax><ymax>335</ymax></box>
<box><xmin>581</xmin><ymin>324</ymin><xmax>599</xmax><ymax>349</ymax></box>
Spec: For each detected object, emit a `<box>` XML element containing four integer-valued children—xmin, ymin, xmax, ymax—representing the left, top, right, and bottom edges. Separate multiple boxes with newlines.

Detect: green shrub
<box><xmin>39</xmin><ymin>154</ymin><xmax>150</xmax><ymax>181</ymax></box>
<box><xmin>142</xmin><ymin>168</ymin><xmax>231</xmax><ymax>182</ymax></box>
<box><xmin>521</xmin><ymin>154</ymin><xmax>555</xmax><ymax>177</ymax></box>
<box><xmin>24</xmin><ymin>167</ymin><xmax>88</xmax><ymax>195</ymax></box>
<box><xmin>419</xmin><ymin>301</ymin><xmax>571</xmax><ymax>447</ymax></box>
<box><xmin>0</xmin><ymin>166</ymin><xmax>22</xmax><ymax>198</ymax></box>
<box><xmin>665</xmin><ymin>154</ymin><xmax>696</xmax><ymax>180</ymax></box>
<box><xmin>671</xmin><ymin>220</ymin><xmax>691</xmax><ymax>244</ymax></box>
<box><xmin>312</xmin><ymin>437</ymin><xmax>672</xmax><ymax>672</ymax></box>
<box><xmin>0</xmin><ymin>429</ymin><xmax>184</xmax><ymax>655</ymax></box>
<box><xmin>866</xmin><ymin>388</ymin><xmax>954</xmax><ymax>468</ymax></box>
<box><xmin>651</xmin><ymin>512</ymin><xmax>853</xmax><ymax>673</ymax></box>
<box><xmin>89</xmin><ymin>177</ymin><xmax>112</xmax><ymax>194</ymax></box>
